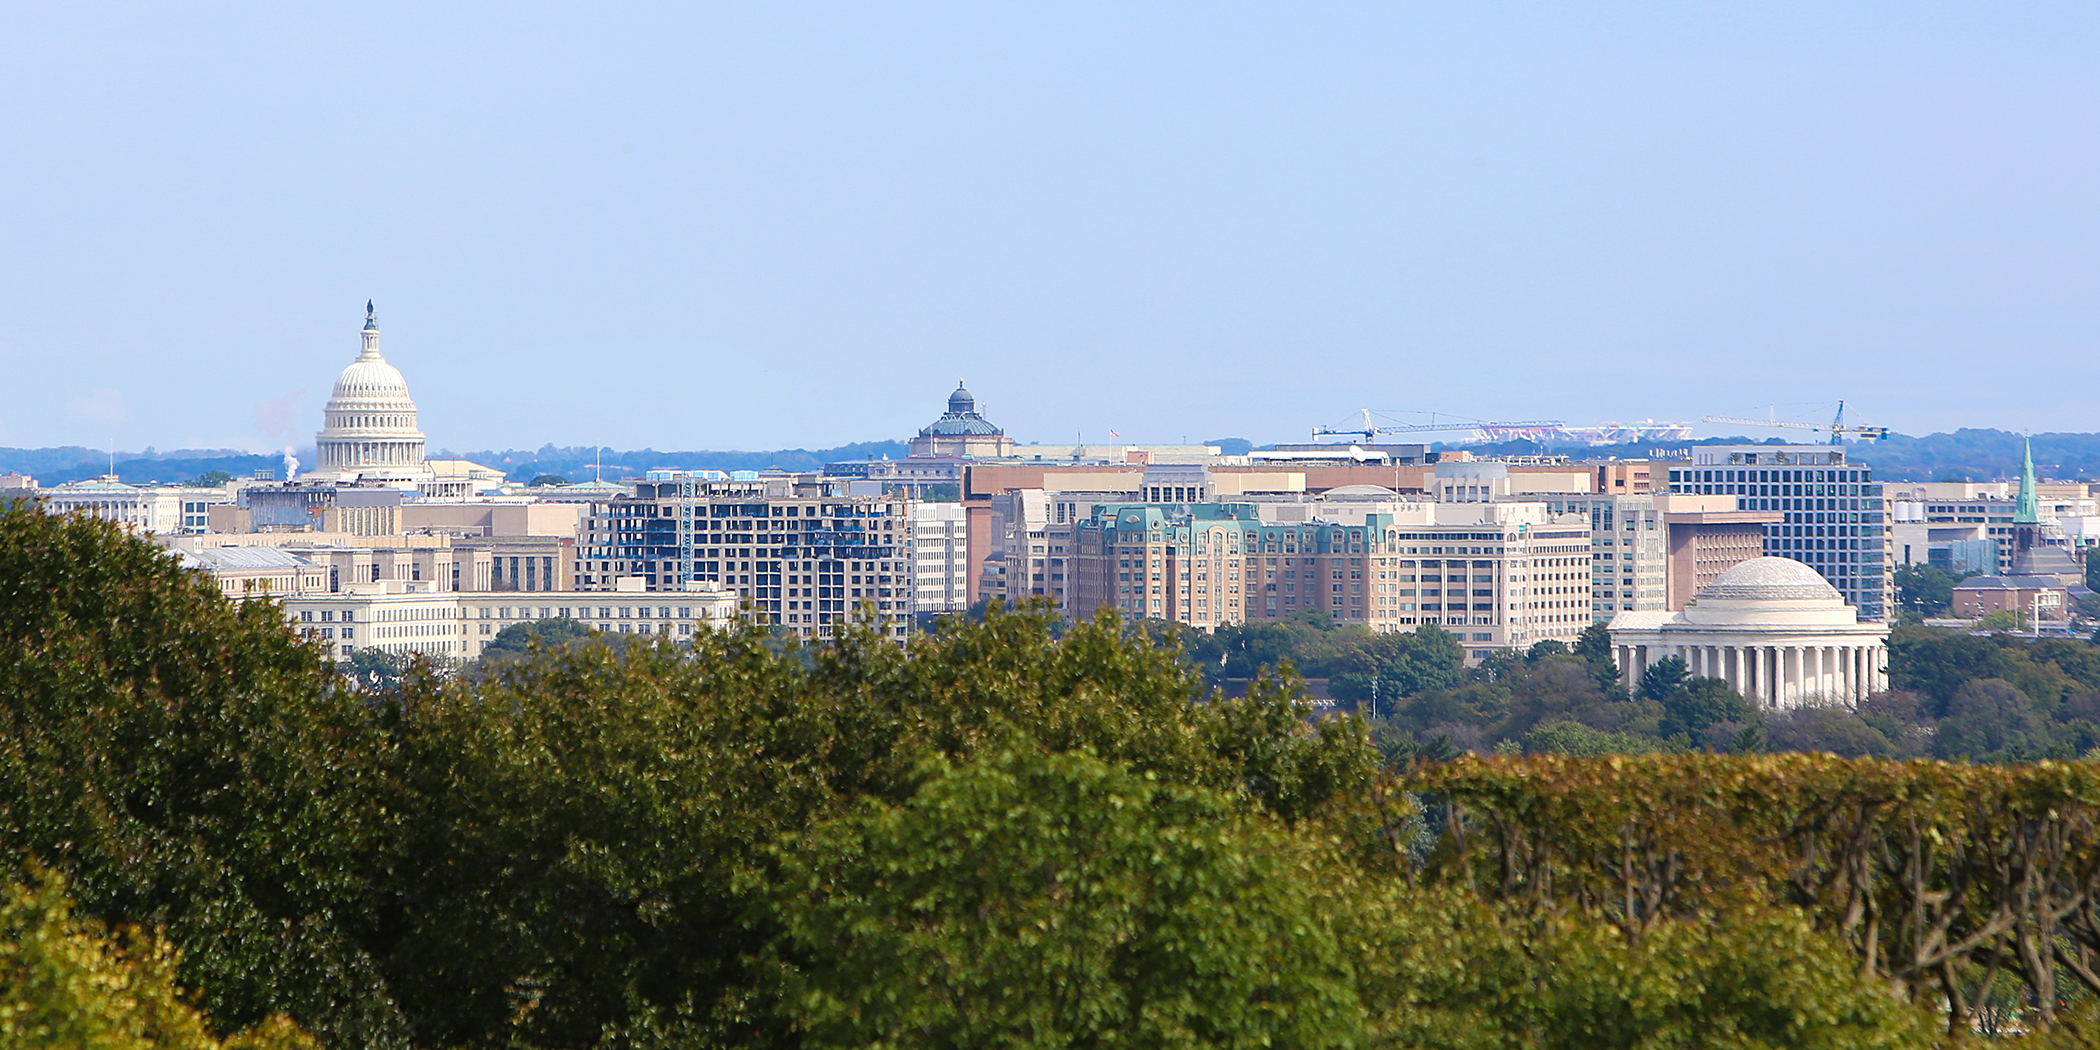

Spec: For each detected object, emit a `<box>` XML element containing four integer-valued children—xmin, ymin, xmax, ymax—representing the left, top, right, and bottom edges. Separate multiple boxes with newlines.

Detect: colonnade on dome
<box><xmin>313</xmin><ymin>304</ymin><xmax>430</xmax><ymax>479</ymax></box>
<box><xmin>1612</xmin><ymin>635</ymin><xmax>1887</xmax><ymax>707</ymax></box>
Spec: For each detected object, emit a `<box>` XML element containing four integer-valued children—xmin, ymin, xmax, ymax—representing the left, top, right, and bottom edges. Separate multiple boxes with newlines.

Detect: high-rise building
<box><xmin>576</xmin><ymin>471</ymin><xmax>920</xmax><ymax>639</ymax></box>
<box><xmin>1666</xmin><ymin>445</ymin><xmax>1890</xmax><ymax>621</ymax></box>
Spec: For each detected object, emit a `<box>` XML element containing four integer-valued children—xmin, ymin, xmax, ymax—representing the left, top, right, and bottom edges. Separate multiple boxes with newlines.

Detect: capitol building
<box><xmin>312</xmin><ymin>302</ymin><xmax>429</xmax><ymax>481</ymax></box>
<box><xmin>304</xmin><ymin>304</ymin><xmax>499</xmax><ymax>498</ymax></box>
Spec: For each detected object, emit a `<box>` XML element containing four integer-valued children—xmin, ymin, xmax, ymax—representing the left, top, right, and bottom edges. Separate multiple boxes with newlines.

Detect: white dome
<box><xmin>331</xmin><ymin>353</ymin><xmax>412</xmax><ymax>401</ymax></box>
<box><xmin>1699</xmin><ymin>557</ymin><xmax>1843</xmax><ymax>602</ymax></box>
<box><xmin>1681</xmin><ymin>556</ymin><xmax>1855</xmax><ymax>627</ymax></box>
<box><xmin>313</xmin><ymin>306</ymin><xmax>428</xmax><ymax>477</ymax></box>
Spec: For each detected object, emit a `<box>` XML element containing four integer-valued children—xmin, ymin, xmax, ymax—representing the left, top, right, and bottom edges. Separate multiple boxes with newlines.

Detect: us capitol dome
<box><xmin>313</xmin><ymin>302</ymin><xmax>430</xmax><ymax>482</ymax></box>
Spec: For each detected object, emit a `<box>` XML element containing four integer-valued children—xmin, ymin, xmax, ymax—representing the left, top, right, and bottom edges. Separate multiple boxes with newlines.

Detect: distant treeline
<box><xmin>0</xmin><ymin>441</ymin><xmax>913</xmax><ymax>486</ymax></box>
<box><xmin>0</xmin><ymin>446</ymin><xmax>287</xmax><ymax>486</ymax></box>
<box><xmin>9</xmin><ymin>427</ymin><xmax>2097</xmax><ymax>487</ymax></box>
<box><xmin>1439</xmin><ymin>427</ymin><xmax>2100</xmax><ymax>482</ymax></box>
<box><xmin>459</xmin><ymin>440</ymin><xmax>912</xmax><ymax>482</ymax></box>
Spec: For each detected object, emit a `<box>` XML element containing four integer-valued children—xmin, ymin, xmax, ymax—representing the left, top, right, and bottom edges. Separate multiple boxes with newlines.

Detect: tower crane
<box><xmin>1314</xmin><ymin>409</ymin><xmax>1566</xmax><ymax>444</ymax></box>
<box><xmin>1700</xmin><ymin>401</ymin><xmax>1889</xmax><ymax>441</ymax></box>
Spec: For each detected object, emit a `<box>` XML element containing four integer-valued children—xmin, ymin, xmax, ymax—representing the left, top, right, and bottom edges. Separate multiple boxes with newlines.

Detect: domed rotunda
<box><xmin>1607</xmin><ymin>556</ymin><xmax>1888</xmax><ymax>708</ymax></box>
<box><xmin>314</xmin><ymin>303</ymin><xmax>429</xmax><ymax>481</ymax></box>
<box><xmin>907</xmin><ymin>381</ymin><xmax>1015</xmax><ymax>458</ymax></box>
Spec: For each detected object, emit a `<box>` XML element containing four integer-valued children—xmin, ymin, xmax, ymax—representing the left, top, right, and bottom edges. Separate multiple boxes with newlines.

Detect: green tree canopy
<box><xmin>0</xmin><ymin>870</ymin><xmax>316</xmax><ymax>1050</ymax></box>
<box><xmin>1659</xmin><ymin>677</ymin><xmax>1756</xmax><ymax>744</ymax></box>
<box><xmin>0</xmin><ymin>503</ymin><xmax>402</xmax><ymax>1047</ymax></box>
<box><xmin>768</xmin><ymin>743</ymin><xmax>1361</xmax><ymax>1050</ymax></box>
<box><xmin>1638</xmin><ymin>654</ymin><xmax>1689</xmax><ymax>702</ymax></box>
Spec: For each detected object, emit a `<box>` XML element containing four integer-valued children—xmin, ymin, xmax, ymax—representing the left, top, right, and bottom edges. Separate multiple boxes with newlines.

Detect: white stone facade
<box><xmin>314</xmin><ymin>305</ymin><xmax>429</xmax><ymax>479</ymax></box>
<box><xmin>1608</xmin><ymin>556</ymin><xmax>1889</xmax><ymax>708</ymax></box>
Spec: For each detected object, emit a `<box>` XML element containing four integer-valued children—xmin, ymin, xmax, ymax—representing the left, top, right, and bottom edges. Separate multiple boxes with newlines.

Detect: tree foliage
<box><xmin>0</xmin><ymin>504</ymin><xmax>404</xmax><ymax>1047</ymax></box>
<box><xmin>0</xmin><ymin>868</ymin><xmax>315</xmax><ymax>1050</ymax></box>
<box><xmin>768</xmin><ymin>744</ymin><xmax>1360</xmax><ymax>1050</ymax></box>
<box><xmin>18</xmin><ymin>502</ymin><xmax>2100</xmax><ymax>1046</ymax></box>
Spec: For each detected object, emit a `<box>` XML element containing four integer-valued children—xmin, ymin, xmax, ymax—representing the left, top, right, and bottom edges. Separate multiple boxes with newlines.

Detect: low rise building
<box><xmin>279</xmin><ymin>580</ymin><xmax>741</xmax><ymax>663</ymax></box>
<box><xmin>1950</xmin><ymin>575</ymin><xmax>2070</xmax><ymax>622</ymax></box>
<box><xmin>36</xmin><ymin>478</ymin><xmax>234</xmax><ymax>534</ymax></box>
<box><xmin>176</xmin><ymin>545</ymin><xmax>330</xmax><ymax>599</ymax></box>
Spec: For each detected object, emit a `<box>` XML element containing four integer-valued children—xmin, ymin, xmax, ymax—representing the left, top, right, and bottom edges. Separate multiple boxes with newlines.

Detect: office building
<box><xmin>35</xmin><ymin>479</ymin><xmax>235</xmax><ymax>534</ymax></box>
<box><xmin>1950</xmin><ymin>576</ymin><xmax>2069</xmax><ymax>622</ymax></box>
<box><xmin>982</xmin><ymin>489</ymin><xmax>1072</xmax><ymax>608</ymax></box>
<box><xmin>576</xmin><ymin>471</ymin><xmax>920</xmax><ymax>639</ymax></box>
<box><xmin>910</xmin><ymin>502</ymin><xmax>970</xmax><ymax>615</ymax></box>
<box><xmin>1068</xmin><ymin>498</ymin><xmax>1592</xmax><ymax>656</ymax></box>
<box><xmin>280</xmin><ymin>581</ymin><xmax>740</xmax><ymax>663</ymax></box>
<box><xmin>1666</xmin><ymin>445</ymin><xmax>1891</xmax><ymax>621</ymax></box>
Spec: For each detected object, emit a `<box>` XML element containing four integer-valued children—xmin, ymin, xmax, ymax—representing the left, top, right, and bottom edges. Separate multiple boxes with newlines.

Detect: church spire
<box><xmin>2015</xmin><ymin>437</ymin><xmax>2041</xmax><ymax>525</ymax></box>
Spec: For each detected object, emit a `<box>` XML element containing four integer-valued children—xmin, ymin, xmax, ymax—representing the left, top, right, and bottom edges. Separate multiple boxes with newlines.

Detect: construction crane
<box><xmin>1314</xmin><ymin>409</ymin><xmax>1566</xmax><ymax>444</ymax></box>
<box><xmin>1700</xmin><ymin>401</ymin><xmax>1890</xmax><ymax>441</ymax></box>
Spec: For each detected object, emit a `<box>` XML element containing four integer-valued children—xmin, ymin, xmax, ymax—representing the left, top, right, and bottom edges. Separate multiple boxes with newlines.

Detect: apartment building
<box><xmin>1668</xmin><ymin>446</ymin><xmax>1891</xmax><ymax>621</ymax></box>
<box><xmin>1068</xmin><ymin>499</ymin><xmax>1593</xmax><ymax>656</ymax></box>
<box><xmin>576</xmin><ymin>471</ymin><xmax>921</xmax><ymax>639</ymax></box>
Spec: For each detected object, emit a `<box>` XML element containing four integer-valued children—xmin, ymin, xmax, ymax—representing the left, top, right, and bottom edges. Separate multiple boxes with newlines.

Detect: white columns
<box><xmin>1783</xmin><ymin>646</ymin><xmax>1799</xmax><ymax>707</ymax></box>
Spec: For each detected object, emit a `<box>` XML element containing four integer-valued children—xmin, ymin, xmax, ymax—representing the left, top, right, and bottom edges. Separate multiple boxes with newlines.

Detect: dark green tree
<box><xmin>478</xmin><ymin>616</ymin><xmax>594</xmax><ymax>658</ymax></box>
<box><xmin>1659</xmin><ymin>677</ymin><xmax>1756</xmax><ymax>744</ymax></box>
<box><xmin>344</xmin><ymin>647</ymin><xmax>407</xmax><ymax>692</ymax></box>
<box><xmin>1525</xmin><ymin>639</ymin><xmax>1571</xmax><ymax>662</ymax></box>
<box><xmin>1887</xmin><ymin>626</ymin><xmax>2014</xmax><ymax>711</ymax></box>
<box><xmin>183</xmin><ymin>469</ymin><xmax>234</xmax><ymax>487</ymax></box>
<box><xmin>1932</xmin><ymin>678</ymin><xmax>2053</xmax><ymax>761</ymax></box>
<box><xmin>1894</xmin><ymin>564</ymin><xmax>1968</xmax><ymax>618</ymax></box>
<box><xmin>1637</xmin><ymin>654</ymin><xmax>1689</xmax><ymax>702</ymax></box>
<box><xmin>0</xmin><ymin>503</ymin><xmax>404</xmax><ymax>1047</ymax></box>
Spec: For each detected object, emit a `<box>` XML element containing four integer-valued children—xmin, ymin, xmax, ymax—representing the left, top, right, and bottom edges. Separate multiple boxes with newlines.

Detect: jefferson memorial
<box><xmin>1607</xmin><ymin>557</ymin><xmax>1889</xmax><ymax>707</ymax></box>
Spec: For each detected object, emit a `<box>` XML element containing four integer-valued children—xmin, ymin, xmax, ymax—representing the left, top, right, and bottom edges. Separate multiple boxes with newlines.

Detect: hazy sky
<box><xmin>3</xmin><ymin>2</ymin><xmax>2097</xmax><ymax>454</ymax></box>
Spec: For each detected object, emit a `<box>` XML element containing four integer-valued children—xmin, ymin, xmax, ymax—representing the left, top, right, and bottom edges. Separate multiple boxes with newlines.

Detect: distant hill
<box><xmin>8</xmin><ymin>429</ymin><xmax>2094</xmax><ymax>488</ymax></box>
<box><xmin>1431</xmin><ymin>428</ymin><xmax>2100</xmax><ymax>483</ymax></box>
<box><xmin>0</xmin><ymin>447</ymin><xmax>290</xmax><ymax>486</ymax></box>
<box><xmin>437</xmin><ymin>442</ymin><xmax>913</xmax><ymax>483</ymax></box>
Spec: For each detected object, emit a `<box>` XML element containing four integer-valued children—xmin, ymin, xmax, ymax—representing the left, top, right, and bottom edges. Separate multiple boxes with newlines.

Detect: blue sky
<box><xmin>2</xmin><ymin>2</ymin><xmax>2096</xmax><ymax>453</ymax></box>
